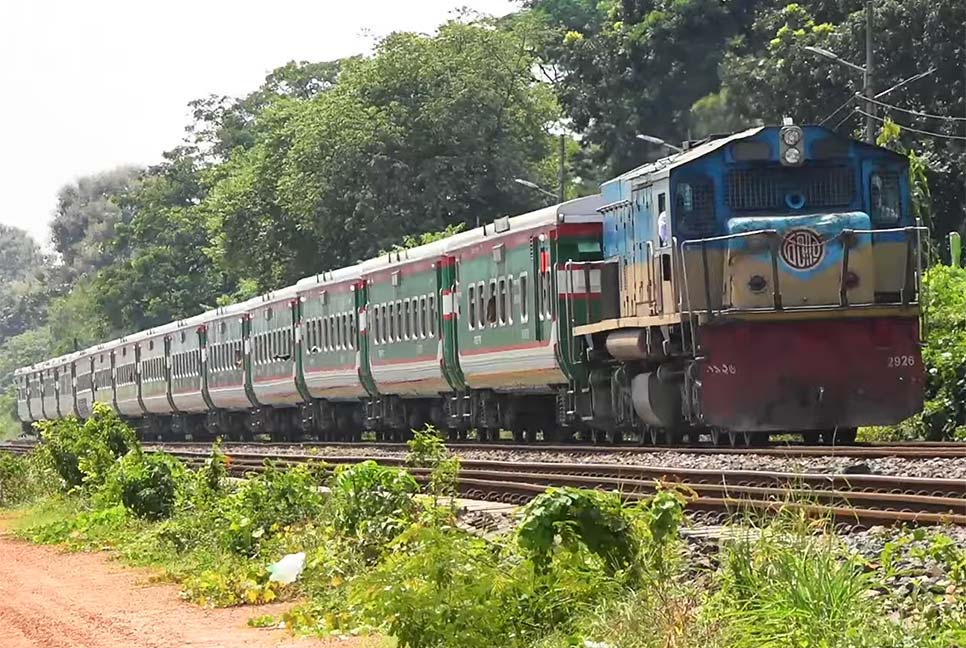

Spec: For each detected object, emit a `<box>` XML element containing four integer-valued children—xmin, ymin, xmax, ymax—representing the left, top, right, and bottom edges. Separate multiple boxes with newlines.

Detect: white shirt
<box><xmin>657</xmin><ymin>211</ymin><xmax>669</xmax><ymax>247</ymax></box>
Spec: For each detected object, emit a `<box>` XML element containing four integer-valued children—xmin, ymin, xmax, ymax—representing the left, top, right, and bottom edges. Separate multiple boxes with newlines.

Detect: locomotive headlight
<box><xmin>779</xmin><ymin>122</ymin><xmax>804</xmax><ymax>166</ymax></box>
<box><xmin>782</xmin><ymin>127</ymin><xmax>803</xmax><ymax>146</ymax></box>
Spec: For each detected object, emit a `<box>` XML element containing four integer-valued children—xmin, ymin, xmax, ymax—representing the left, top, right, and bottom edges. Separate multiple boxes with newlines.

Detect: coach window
<box><xmin>518</xmin><ymin>273</ymin><xmax>529</xmax><ymax>322</ymax></box>
<box><xmin>498</xmin><ymin>278</ymin><xmax>508</xmax><ymax>325</ymax></box>
<box><xmin>485</xmin><ymin>280</ymin><xmax>498</xmax><ymax>326</ymax></box>
<box><xmin>402</xmin><ymin>300</ymin><xmax>410</xmax><ymax>340</ymax></box>
<box><xmin>388</xmin><ymin>303</ymin><xmax>396</xmax><ymax>342</ymax></box>
<box><xmin>468</xmin><ymin>286</ymin><xmax>476</xmax><ymax>329</ymax></box>
<box><xmin>373</xmin><ymin>306</ymin><xmax>382</xmax><ymax>344</ymax></box>
<box><xmin>476</xmin><ymin>282</ymin><xmax>485</xmax><ymax>328</ymax></box>
<box><xmin>428</xmin><ymin>294</ymin><xmax>437</xmax><ymax>336</ymax></box>
<box><xmin>419</xmin><ymin>296</ymin><xmax>427</xmax><ymax>338</ymax></box>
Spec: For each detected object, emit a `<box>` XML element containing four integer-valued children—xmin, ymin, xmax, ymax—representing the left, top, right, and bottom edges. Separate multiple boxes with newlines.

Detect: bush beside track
<box><xmin>1</xmin><ymin>407</ymin><xmax>964</xmax><ymax>648</ymax></box>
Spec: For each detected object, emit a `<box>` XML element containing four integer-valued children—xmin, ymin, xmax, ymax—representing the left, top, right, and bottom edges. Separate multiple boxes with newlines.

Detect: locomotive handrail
<box><xmin>676</xmin><ymin>225</ymin><xmax>927</xmax><ymax>324</ymax></box>
<box><xmin>678</xmin><ymin>229</ymin><xmax>781</xmax><ymax>334</ymax></box>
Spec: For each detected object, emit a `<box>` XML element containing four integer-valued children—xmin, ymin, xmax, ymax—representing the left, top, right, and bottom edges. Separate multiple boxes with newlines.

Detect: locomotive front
<box><xmin>573</xmin><ymin>122</ymin><xmax>924</xmax><ymax>443</ymax></box>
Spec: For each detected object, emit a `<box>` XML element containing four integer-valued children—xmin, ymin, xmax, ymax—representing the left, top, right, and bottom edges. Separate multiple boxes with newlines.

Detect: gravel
<box><xmin>201</xmin><ymin>443</ymin><xmax>966</xmax><ymax>480</ymax></box>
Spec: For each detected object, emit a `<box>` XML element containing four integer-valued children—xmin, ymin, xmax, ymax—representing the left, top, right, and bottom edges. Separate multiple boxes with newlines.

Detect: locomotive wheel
<box><xmin>710</xmin><ymin>429</ymin><xmax>724</xmax><ymax>446</ymax></box>
<box><xmin>728</xmin><ymin>430</ymin><xmax>751</xmax><ymax>447</ymax></box>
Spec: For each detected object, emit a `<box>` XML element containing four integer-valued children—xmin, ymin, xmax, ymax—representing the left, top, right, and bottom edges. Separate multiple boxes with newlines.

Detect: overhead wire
<box><xmin>853</xmin><ymin>108</ymin><xmax>966</xmax><ymax>141</ymax></box>
<box><xmin>819</xmin><ymin>96</ymin><xmax>858</xmax><ymax>126</ymax></box>
<box><xmin>858</xmin><ymin>94</ymin><xmax>966</xmax><ymax>123</ymax></box>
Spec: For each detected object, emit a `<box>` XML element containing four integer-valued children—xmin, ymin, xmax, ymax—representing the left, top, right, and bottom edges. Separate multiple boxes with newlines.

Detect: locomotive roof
<box><xmin>613</xmin><ymin>126</ymin><xmax>764</xmax><ymax>186</ymax></box>
<box><xmin>610</xmin><ymin>124</ymin><xmax>905</xmax><ymax>190</ymax></box>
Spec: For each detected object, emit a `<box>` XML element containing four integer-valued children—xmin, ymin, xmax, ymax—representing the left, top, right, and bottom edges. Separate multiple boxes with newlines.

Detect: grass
<box><xmin>3</xmin><ymin>417</ymin><xmax>964</xmax><ymax>648</ymax></box>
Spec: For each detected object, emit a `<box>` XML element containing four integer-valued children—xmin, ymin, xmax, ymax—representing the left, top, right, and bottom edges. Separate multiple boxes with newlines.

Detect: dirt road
<box><xmin>0</xmin><ymin>533</ymin><xmax>368</xmax><ymax>648</ymax></box>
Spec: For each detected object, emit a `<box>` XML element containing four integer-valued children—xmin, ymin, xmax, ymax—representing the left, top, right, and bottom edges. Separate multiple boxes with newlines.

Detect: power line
<box><xmin>834</xmin><ymin>108</ymin><xmax>858</xmax><ymax>130</ymax></box>
<box><xmin>820</xmin><ymin>96</ymin><xmax>858</xmax><ymax>126</ymax></box>
<box><xmin>859</xmin><ymin>93</ymin><xmax>966</xmax><ymax>123</ymax></box>
<box><xmin>853</xmin><ymin>108</ymin><xmax>966</xmax><ymax>141</ymax></box>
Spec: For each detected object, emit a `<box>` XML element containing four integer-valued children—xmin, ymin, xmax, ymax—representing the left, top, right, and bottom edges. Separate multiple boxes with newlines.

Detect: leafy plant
<box><xmin>406</xmin><ymin>427</ymin><xmax>460</xmax><ymax>518</ymax></box>
<box><xmin>36</xmin><ymin>403</ymin><xmax>137</xmax><ymax>490</ymax></box>
<box><xmin>327</xmin><ymin>460</ymin><xmax>418</xmax><ymax>558</ymax></box>
<box><xmin>346</xmin><ymin>524</ymin><xmax>518</xmax><ymax>648</ymax></box>
<box><xmin>221</xmin><ymin>461</ymin><xmax>325</xmax><ymax>555</ymax></box>
<box><xmin>517</xmin><ymin>487</ymin><xmax>637</xmax><ymax>577</ymax></box>
<box><xmin>104</xmin><ymin>451</ymin><xmax>185</xmax><ymax>520</ymax></box>
<box><xmin>0</xmin><ymin>452</ymin><xmax>48</xmax><ymax>506</ymax></box>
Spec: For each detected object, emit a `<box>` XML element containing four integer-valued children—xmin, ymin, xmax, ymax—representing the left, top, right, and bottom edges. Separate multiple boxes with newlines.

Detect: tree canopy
<box><xmin>1</xmin><ymin>1</ymin><xmax>964</xmax><ymax>437</ymax></box>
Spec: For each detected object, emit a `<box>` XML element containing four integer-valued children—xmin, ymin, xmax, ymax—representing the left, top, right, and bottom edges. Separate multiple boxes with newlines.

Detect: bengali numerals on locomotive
<box><xmin>706</xmin><ymin>363</ymin><xmax>737</xmax><ymax>375</ymax></box>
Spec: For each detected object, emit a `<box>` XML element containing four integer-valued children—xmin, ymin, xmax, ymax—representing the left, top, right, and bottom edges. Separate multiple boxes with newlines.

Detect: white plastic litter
<box><xmin>267</xmin><ymin>552</ymin><xmax>306</xmax><ymax>585</ymax></box>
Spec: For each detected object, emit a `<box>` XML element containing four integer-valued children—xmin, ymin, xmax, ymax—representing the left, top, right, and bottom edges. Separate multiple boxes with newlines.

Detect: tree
<box><xmin>204</xmin><ymin>19</ymin><xmax>561</xmax><ymax>289</ymax></box>
<box><xmin>527</xmin><ymin>0</ymin><xmax>754</xmax><ymax>174</ymax></box>
<box><xmin>716</xmin><ymin>0</ymin><xmax>965</xmax><ymax>240</ymax></box>
<box><xmin>89</xmin><ymin>149</ymin><xmax>229</xmax><ymax>333</ymax></box>
<box><xmin>0</xmin><ymin>225</ymin><xmax>44</xmax><ymax>283</ymax></box>
<box><xmin>50</xmin><ymin>166</ymin><xmax>143</xmax><ymax>276</ymax></box>
<box><xmin>185</xmin><ymin>59</ymin><xmax>347</xmax><ymax>163</ymax></box>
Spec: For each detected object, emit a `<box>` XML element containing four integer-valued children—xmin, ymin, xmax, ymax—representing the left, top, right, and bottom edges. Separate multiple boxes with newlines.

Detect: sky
<box><xmin>0</xmin><ymin>0</ymin><xmax>519</xmax><ymax>246</ymax></box>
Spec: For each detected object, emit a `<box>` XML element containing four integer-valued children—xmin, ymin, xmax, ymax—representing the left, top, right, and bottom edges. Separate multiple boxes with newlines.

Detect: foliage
<box><xmin>517</xmin><ymin>487</ymin><xmax>638</xmax><ymax>576</ymax></box>
<box><xmin>103</xmin><ymin>451</ymin><xmax>185</xmax><ymax>520</ymax></box>
<box><xmin>406</xmin><ymin>427</ymin><xmax>461</xmax><ymax>515</ymax></box>
<box><xmin>345</xmin><ymin>524</ymin><xmax>514</xmax><ymax>648</ymax></box>
<box><xmin>50</xmin><ymin>166</ymin><xmax>143</xmax><ymax>277</ymax></box>
<box><xmin>713</xmin><ymin>532</ymin><xmax>873</xmax><ymax>647</ymax></box>
<box><xmin>0</xmin><ymin>452</ymin><xmax>47</xmax><ymax>506</ymax></box>
<box><xmin>327</xmin><ymin>460</ymin><xmax>418</xmax><ymax>558</ymax></box>
<box><xmin>220</xmin><ymin>461</ymin><xmax>326</xmax><ymax>555</ymax></box>
<box><xmin>914</xmin><ymin>265</ymin><xmax>966</xmax><ymax>439</ymax></box>
<box><xmin>205</xmin><ymin>19</ymin><xmax>559</xmax><ymax>289</ymax></box>
<box><xmin>36</xmin><ymin>403</ymin><xmax>138</xmax><ymax>489</ymax></box>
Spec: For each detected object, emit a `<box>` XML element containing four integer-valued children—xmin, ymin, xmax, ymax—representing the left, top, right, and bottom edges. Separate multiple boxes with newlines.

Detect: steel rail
<box><xmin>6</xmin><ymin>438</ymin><xmax>966</xmax><ymax>459</ymax></box>
<box><xmin>148</xmin><ymin>439</ymin><xmax>966</xmax><ymax>460</ymax></box>
<box><xmin>167</xmin><ymin>450</ymin><xmax>965</xmax><ymax>526</ymax></box>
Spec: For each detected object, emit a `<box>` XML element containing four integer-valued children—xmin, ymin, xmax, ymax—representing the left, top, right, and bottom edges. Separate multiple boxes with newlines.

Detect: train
<box><xmin>14</xmin><ymin>122</ymin><xmax>926</xmax><ymax>445</ymax></box>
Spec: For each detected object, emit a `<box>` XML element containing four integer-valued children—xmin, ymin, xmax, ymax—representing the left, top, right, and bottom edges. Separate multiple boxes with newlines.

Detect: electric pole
<box><xmin>864</xmin><ymin>0</ymin><xmax>875</xmax><ymax>143</ymax></box>
<box><xmin>558</xmin><ymin>133</ymin><xmax>566</xmax><ymax>203</ymax></box>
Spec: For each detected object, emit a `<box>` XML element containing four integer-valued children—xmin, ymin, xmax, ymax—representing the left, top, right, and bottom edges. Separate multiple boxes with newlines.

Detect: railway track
<box><xmin>165</xmin><ymin>439</ymin><xmax>966</xmax><ymax>459</ymax></box>
<box><xmin>6</xmin><ymin>438</ymin><xmax>965</xmax><ymax>459</ymax></box>
<box><xmin>4</xmin><ymin>440</ymin><xmax>962</xmax><ymax>526</ymax></box>
<box><xmin>168</xmin><ymin>449</ymin><xmax>965</xmax><ymax>527</ymax></box>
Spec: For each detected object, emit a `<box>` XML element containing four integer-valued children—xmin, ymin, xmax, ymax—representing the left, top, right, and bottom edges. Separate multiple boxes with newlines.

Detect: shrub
<box><xmin>406</xmin><ymin>427</ymin><xmax>461</xmax><ymax>519</ymax></box>
<box><xmin>917</xmin><ymin>265</ymin><xmax>966</xmax><ymax>439</ymax></box>
<box><xmin>105</xmin><ymin>451</ymin><xmax>185</xmax><ymax>520</ymax></box>
<box><xmin>221</xmin><ymin>461</ymin><xmax>326</xmax><ymax>555</ymax></box>
<box><xmin>37</xmin><ymin>403</ymin><xmax>138</xmax><ymax>489</ymax></box>
<box><xmin>517</xmin><ymin>487</ymin><xmax>638</xmax><ymax>576</ymax></box>
<box><xmin>347</xmin><ymin>524</ymin><xmax>519</xmax><ymax>648</ymax></box>
<box><xmin>327</xmin><ymin>460</ymin><xmax>418</xmax><ymax>557</ymax></box>
<box><xmin>0</xmin><ymin>452</ymin><xmax>46</xmax><ymax>506</ymax></box>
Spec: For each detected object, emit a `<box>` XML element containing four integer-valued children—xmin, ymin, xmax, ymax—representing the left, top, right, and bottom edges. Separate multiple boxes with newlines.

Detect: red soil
<box><xmin>0</xmin><ymin>530</ymin><xmax>371</xmax><ymax>648</ymax></box>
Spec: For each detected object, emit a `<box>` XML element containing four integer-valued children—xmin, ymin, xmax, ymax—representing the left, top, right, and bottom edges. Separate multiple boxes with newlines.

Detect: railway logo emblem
<box><xmin>780</xmin><ymin>228</ymin><xmax>824</xmax><ymax>270</ymax></box>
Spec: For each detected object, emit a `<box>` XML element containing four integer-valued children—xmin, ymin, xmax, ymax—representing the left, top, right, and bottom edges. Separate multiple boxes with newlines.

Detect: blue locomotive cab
<box><xmin>574</xmin><ymin>122</ymin><xmax>924</xmax><ymax>440</ymax></box>
<box><xmin>593</xmin><ymin>123</ymin><xmax>918</xmax><ymax>321</ymax></box>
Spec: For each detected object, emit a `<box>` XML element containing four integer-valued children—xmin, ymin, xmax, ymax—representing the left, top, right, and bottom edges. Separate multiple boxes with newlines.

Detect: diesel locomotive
<box><xmin>14</xmin><ymin>122</ymin><xmax>926</xmax><ymax>445</ymax></box>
